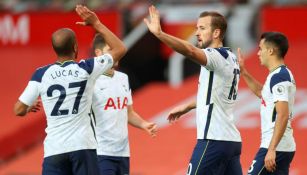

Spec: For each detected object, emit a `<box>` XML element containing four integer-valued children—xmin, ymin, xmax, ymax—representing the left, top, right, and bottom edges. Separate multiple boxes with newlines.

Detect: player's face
<box><xmin>257</xmin><ymin>39</ymin><xmax>270</xmax><ymax>66</ymax></box>
<box><xmin>195</xmin><ymin>16</ymin><xmax>214</xmax><ymax>48</ymax></box>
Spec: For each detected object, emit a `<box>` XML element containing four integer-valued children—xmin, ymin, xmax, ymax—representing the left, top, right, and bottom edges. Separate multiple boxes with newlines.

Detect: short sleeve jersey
<box><xmin>92</xmin><ymin>71</ymin><xmax>132</xmax><ymax>157</ymax></box>
<box><xmin>196</xmin><ymin>47</ymin><xmax>241</xmax><ymax>142</ymax></box>
<box><xmin>260</xmin><ymin>65</ymin><xmax>296</xmax><ymax>151</ymax></box>
<box><xmin>19</xmin><ymin>54</ymin><xmax>113</xmax><ymax>157</ymax></box>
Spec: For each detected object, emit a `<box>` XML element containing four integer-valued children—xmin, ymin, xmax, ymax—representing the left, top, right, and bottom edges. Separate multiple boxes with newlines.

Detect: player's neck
<box><xmin>209</xmin><ymin>40</ymin><xmax>223</xmax><ymax>48</ymax></box>
<box><xmin>268</xmin><ymin>58</ymin><xmax>285</xmax><ymax>72</ymax></box>
<box><xmin>57</xmin><ymin>57</ymin><xmax>75</xmax><ymax>64</ymax></box>
<box><xmin>103</xmin><ymin>69</ymin><xmax>115</xmax><ymax>77</ymax></box>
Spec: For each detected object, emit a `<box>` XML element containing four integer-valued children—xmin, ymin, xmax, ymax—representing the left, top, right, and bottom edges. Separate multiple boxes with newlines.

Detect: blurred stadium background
<box><xmin>0</xmin><ymin>0</ymin><xmax>307</xmax><ymax>174</ymax></box>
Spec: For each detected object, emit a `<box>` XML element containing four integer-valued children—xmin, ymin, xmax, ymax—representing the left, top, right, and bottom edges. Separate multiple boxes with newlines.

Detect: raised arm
<box><xmin>144</xmin><ymin>5</ymin><xmax>207</xmax><ymax>65</ymax></box>
<box><xmin>75</xmin><ymin>5</ymin><xmax>127</xmax><ymax>63</ymax></box>
<box><xmin>237</xmin><ymin>48</ymin><xmax>263</xmax><ymax>98</ymax></box>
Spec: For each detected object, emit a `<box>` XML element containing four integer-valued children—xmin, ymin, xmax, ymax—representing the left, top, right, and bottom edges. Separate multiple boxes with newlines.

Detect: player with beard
<box><xmin>144</xmin><ymin>6</ymin><xmax>242</xmax><ymax>175</ymax></box>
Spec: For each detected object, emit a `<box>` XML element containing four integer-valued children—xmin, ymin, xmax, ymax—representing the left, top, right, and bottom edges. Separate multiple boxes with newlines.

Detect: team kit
<box><xmin>14</xmin><ymin>4</ymin><xmax>296</xmax><ymax>175</ymax></box>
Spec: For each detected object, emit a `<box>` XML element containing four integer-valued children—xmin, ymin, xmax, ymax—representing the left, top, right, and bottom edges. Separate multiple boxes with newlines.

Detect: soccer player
<box><xmin>238</xmin><ymin>32</ymin><xmax>296</xmax><ymax>174</ymax></box>
<box><xmin>144</xmin><ymin>5</ymin><xmax>242</xmax><ymax>175</ymax></box>
<box><xmin>91</xmin><ymin>34</ymin><xmax>157</xmax><ymax>175</ymax></box>
<box><xmin>13</xmin><ymin>5</ymin><xmax>127</xmax><ymax>175</ymax></box>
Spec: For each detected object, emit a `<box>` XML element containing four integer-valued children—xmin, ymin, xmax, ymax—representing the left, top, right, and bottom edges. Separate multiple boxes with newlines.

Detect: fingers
<box><xmin>146</xmin><ymin>123</ymin><xmax>158</xmax><ymax>137</ymax></box>
<box><xmin>237</xmin><ymin>48</ymin><xmax>243</xmax><ymax>59</ymax></box>
<box><xmin>149</xmin><ymin>6</ymin><xmax>154</xmax><ymax>19</ymax></box>
<box><xmin>76</xmin><ymin>22</ymin><xmax>87</xmax><ymax>26</ymax></box>
<box><xmin>143</xmin><ymin>18</ymin><xmax>149</xmax><ymax>26</ymax></box>
<box><xmin>75</xmin><ymin>5</ymin><xmax>92</xmax><ymax>20</ymax></box>
<box><xmin>265</xmin><ymin>160</ymin><xmax>276</xmax><ymax>172</ymax></box>
<box><xmin>167</xmin><ymin>113</ymin><xmax>181</xmax><ymax>123</ymax></box>
<box><xmin>264</xmin><ymin>154</ymin><xmax>276</xmax><ymax>172</ymax></box>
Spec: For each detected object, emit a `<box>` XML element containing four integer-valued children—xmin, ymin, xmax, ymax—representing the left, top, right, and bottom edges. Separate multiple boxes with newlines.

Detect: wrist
<box><xmin>92</xmin><ymin>21</ymin><xmax>103</xmax><ymax>30</ymax></box>
<box><xmin>154</xmin><ymin>30</ymin><xmax>163</xmax><ymax>38</ymax></box>
<box><xmin>240</xmin><ymin>67</ymin><xmax>248</xmax><ymax>76</ymax></box>
<box><xmin>268</xmin><ymin>146</ymin><xmax>276</xmax><ymax>151</ymax></box>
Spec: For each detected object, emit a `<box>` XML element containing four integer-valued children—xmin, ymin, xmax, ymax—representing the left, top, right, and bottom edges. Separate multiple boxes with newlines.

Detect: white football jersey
<box><xmin>92</xmin><ymin>71</ymin><xmax>132</xmax><ymax>157</ymax></box>
<box><xmin>196</xmin><ymin>47</ymin><xmax>241</xmax><ymax>142</ymax></box>
<box><xmin>260</xmin><ymin>65</ymin><xmax>296</xmax><ymax>151</ymax></box>
<box><xmin>19</xmin><ymin>54</ymin><xmax>114</xmax><ymax>157</ymax></box>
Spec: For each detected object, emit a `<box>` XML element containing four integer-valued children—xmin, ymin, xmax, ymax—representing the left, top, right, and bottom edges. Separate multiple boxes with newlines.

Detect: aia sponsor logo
<box><xmin>104</xmin><ymin>97</ymin><xmax>128</xmax><ymax>110</ymax></box>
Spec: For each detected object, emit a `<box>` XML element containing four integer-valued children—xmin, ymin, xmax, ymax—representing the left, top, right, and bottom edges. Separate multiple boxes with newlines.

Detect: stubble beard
<box><xmin>200</xmin><ymin>39</ymin><xmax>213</xmax><ymax>49</ymax></box>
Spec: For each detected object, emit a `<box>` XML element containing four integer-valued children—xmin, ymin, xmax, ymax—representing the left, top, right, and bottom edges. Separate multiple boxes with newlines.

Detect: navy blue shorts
<box><xmin>186</xmin><ymin>139</ymin><xmax>242</xmax><ymax>175</ymax></box>
<box><xmin>42</xmin><ymin>149</ymin><xmax>99</xmax><ymax>175</ymax></box>
<box><xmin>97</xmin><ymin>155</ymin><xmax>130</xmax><ymax>175</ymax></box>
<box><xmin>247</xmin><ymin>148</ymin><xmax>295</xmax><ymax>175</ymax></box>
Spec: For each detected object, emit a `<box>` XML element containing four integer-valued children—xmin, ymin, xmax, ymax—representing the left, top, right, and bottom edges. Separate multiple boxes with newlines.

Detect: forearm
<box><xmin>185</xmin><ymin>100</ymin><xmax>196</xmax><ymax>112</ymax></box>
<box><xmin>268</xmin><ymin>114</ymin><xmax>288</xmax><ymax>150</ymax></box>
<box><xmin>241</xmin><ymin>68</ymin><xmax>263</xmax><ymax>98</ymax></box>
<box><xmin>128</xmin><ymin>111</ymin><xmax>147</xmax><ymax>129</ymax></box>
<box><xmin>93</xmin><ymin>23</ymin><xmax>127</xmax><ymax>62</ymax></box>
<box><xmin>14</xmin><ymin>100</ymin><xmax>28</xmax><ymax>117</ymax></box>
<box><xmin>155</xmin><ymin>32</ymin><xmax>206</xmax><ymax>65</ymax></box>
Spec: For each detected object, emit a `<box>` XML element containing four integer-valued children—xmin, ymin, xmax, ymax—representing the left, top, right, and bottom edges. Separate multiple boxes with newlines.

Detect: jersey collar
<box><xmin>55</xmin><ymin>60</ymin><xmax>75</xmax><ymax>67</ymax></box>
<box><xmin>270</xmin><ymin>64</ymin><xmax>286</xmax><ymax>73</ymax></box>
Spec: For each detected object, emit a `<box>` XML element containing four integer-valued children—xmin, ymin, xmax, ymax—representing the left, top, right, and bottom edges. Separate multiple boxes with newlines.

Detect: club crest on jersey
<box><xmin>275</xmin><ymin>85</ymin><xmax>285</xmax><ymax>95</ymax></box>
<box><xmin>104</xmin><ymin>97</ymin><xmax>128</xmax><ymax>110</ymax></box>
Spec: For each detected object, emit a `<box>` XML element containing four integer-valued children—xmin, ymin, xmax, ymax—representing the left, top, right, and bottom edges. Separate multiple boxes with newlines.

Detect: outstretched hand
<box><xmin>143</xmin><ymin>5</ymin><xmax>162</xmax><ymax>36</ymax></box>
<box><xmin>167</xmin><ymin>105</ymin><xmax>188</xmax><ymax>124</ymax></box>
<box><xmin>143</xmin><ymin>122</ymin><xmax>158</xmax><ymax>138</ymax></box>
<box><xmin>75</xmin><ymin>5</ymin><xmax>100</xmax><ymax>26</ymax></box>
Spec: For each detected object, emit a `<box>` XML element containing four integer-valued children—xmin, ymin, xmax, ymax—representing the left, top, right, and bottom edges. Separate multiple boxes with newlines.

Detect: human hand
<box><xmin>142</xmin><ymin>122</ymin><xmax>157</xmax><ymax>137</ymax></box>
<box><xmin>143</xmin><ymin>5</ymin><xmax>162</xmax><ymax>36</ymax></box>
<box><xmin>264</xmin><ymin>149</ymin><xmax>276</xmax><ymax>172</ymax></box>
<box><xmin>27</xmin><ymin>99</ymin><xmax>41</xmax><ymax>113</ymax></box>
<box><xmin>237</xmin><ymin>48</ymin><xmax>246</xmax><ymax>73</ymax></box>
<box><xmin>167</xmin><ymin>105</ymin><xmax>188</xmax><ymax>124</ymax></box>
<box><xmin>75</xmin><ymin>5</ymin><xmax>100</xmax><ymax>27</ymax></box>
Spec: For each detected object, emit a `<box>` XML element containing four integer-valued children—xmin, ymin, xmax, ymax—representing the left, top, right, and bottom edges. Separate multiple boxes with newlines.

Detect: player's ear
<box><xmin>73</xmin><ymin>43</ymin><xmax>78</xmax><ymax>53</ymax></box>
<box><xmin>213</xmin><ymin>29</ymin><xmax>221</xmax><ymax>39</ymax></box>
<box><xmin>95</xmin><ymin>48</ymin><xmax>102</xmax><ymax>57</ymax></box>
<box><xmin>268</xmin><ymin>47</ymin><xmax>274</xmax><ymax>56</ymax></box>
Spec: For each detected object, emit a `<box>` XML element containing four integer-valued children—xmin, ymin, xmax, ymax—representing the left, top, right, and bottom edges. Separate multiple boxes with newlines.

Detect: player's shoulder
<box><xmin>203</xmin><ymin>47</ymin><xmax>234</xmax><ymax>60</ymax></box>
<box><xmin>271</xmin><ymin>65</ymin><xmax>292</xmax><ymax>81</ymax></box>
<box><xmin>115</xmin><ymin>71</ymin><xmax>128</xmax><ymax>79</ymax></box>
<box><xmin>269</xmin><ymin>65</ymin><xmax>293</xmax><ymax>90</ymax></box>
<box><xmin>78</xmin><ymin>58</ymin><xmax>95</xmax><ymax>74</ymax></box>
<box><xmin>31</xmin><ymin>63</ymin><xmax>54</xmax><ymax>82</ymax></box>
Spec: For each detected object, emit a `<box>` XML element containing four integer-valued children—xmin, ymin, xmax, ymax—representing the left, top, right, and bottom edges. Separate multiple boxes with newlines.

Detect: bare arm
<box><xmin>237</xmin><ymin>48</ymin><xmax>263</xmax><ymax>98</ymax></box>
<box><xmin>75</xmin><ymin>5</ymin><xmax>127</xmax><ymax>63</ymax></box>
<box><xmin>264</xmin><ymin>101</ymin><xmax>289</xmax><ymax>172</ymax></box>
<box><xmin>144</xmin><ymin>5</ymin><xmax>207</xmax><ymax>65</ymax></box>
<box><xmin>14</xmin><ymin>100</ymin><xmax>41</xmax><ymax>117</ymax></box>
<box><xmin>167</xmin><ymin>99</ymin><xmax>196</xmax><ymax>123</ymax></box>
<box><xmin>128</xmin><ymin>105</ymin><xmax>157</xmax><ymax>137</ymax></box>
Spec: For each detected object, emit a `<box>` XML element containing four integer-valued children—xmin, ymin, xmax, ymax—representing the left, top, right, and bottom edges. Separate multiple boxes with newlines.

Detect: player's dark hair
<box><xmin>199</xmin><ymin>11</ymin><xmax>227</xmax><ymax>40</ymax></box>
<box><xmin>261</xmin><ymin>32</ymin><xmax>289</xmax><ymax>59</ymax></box>
<box><xmin>51</xmin><ymin>28</ymin><xmax>76</xmax><ymax>57</ymax></box>
<box><xmin>92</xmin><ymin>34</ymin><xmax>106</xmax><ymax>50</ymax></box>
